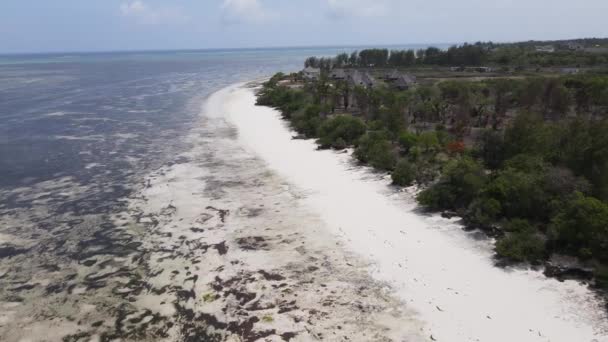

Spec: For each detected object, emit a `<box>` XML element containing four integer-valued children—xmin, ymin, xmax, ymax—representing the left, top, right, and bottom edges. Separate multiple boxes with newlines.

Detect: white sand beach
<box><xmin>219</xmin><ymin>83</ymin><xmax>608</xmax><ymax>342</ymax></box>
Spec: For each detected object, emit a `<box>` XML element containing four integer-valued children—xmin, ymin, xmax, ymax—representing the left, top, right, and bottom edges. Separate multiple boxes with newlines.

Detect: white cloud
<box><xmin>120</xmin><ymin>1</ymin><xmax>146</xmax><ymax>16</ymax></box>
<box><xmin>326</xmin><ymin>0</ymin><xmax>392</xmax><ymax>18</ymax></box>
<box><xmin>221</xmin><ymin>0</ymin><xmax>274</xmax><ymax>24</ymax></box>
<box><xmin>119</xmin><ymin>1</ymin><xmax>188</xmax><ymax>25</ymax></box>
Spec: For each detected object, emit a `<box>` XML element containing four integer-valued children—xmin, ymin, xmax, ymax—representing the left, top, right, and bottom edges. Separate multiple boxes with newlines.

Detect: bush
<box><xmin>417</xmin><ymin>157</ymin><xmax>486</xmax><ymax>210</ymax></box>
<box><xmin>446</xmin><ymin>141</ymin><xmax>466</xmax><ymax>155</ymax></box>
<box><xmin>256</xmin><ymin>80</ymin><xmax>309</xmax><ymax>119</ymax></box>
<box><xmin>549</xmin><ymin>193</ymin><xmax>608</xmax><ymax>261</ymax></box>
<box><xmin>593</xmin><ymin>264</ymin><xmax>608</xmax><ymax>290</ymax></box>
<box><xmin>475</xmin><ymin>129</ymin><xmax>506</xmax><ymax>169</ymax></box>
<box><xmin>496</xmin><ymin>222</ymin><xmax>546</xmax><ymax>263</ymax></box>
<box><xmin>503</xmin><ymin>218</ymin><xmax>534</xmax><ymax>233</ymax></box>
<box><xmin>413</xmin><ymin>158</ymin><xmax>440</xmax><ymax>184</ymax></box>
<box><xmin>332</xmin><ymin>137</ymin><xmax>347</xmax><ymax>150</ymax></box>
<box><xmin>503</xmin><ymin>154</ymin><xmax>546</xmax><ymax>173</ymax></box>
<box><xmin>355</xmin><ymin>132</ymin><xmax>397</xmax><ymax>171</ymax></box>
<box><xmin>466</xmin><ymin>197</ymin><xmax>501</xmax><ymax>227</ymax></box>
<box><xmin>317</xmin><ymin>115</ymin><xmax>367</xmax><ymax>149</ymax></box>
<box><xmin>483</xmin><ymin>168</ymin><xmax>548</xmax><ymax>220</ymax></box>
<box><xmin>392</xmin><ymin>159</ymin><xmax>416</xmax><ymax>186</ymax></box>
<box><xmin>398</xmin><ymin>131</ymin><xmax>418</xmax><ymax>153</ymax></box>
<box><xmin>435</xmin><ymin>129</ymin><xmax>454</xmax><ymax>147</ymax></box>
<box><xmin>291</xmin><ymin>105</ymin><xmax>324</xmax><ymax>137</ymax></box>
<box><xmin>417</xmin><ymin>131</ymin><xmax>440</xmax><ymax>152</ymax></box>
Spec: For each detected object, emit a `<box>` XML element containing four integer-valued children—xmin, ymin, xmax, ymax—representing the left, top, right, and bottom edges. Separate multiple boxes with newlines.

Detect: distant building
<box><xmin>561</xmin><ymin>68</ymin><xmax>580</xmax><ymax>75</ymax></box>
<box><xmin>348</xmin><ymin>70</ymin><xmax>377</xmax><ymax>89</ymax></box>
<box><xmin>384</xmin><ymin>69</ymin><xmax>402</xmax><ymax>81</ymax></box>
<box><xmin>330</xmin><ymin>68</ymin><xmax>347</xmax><ymax>80</ymax></box>
<box><xmin>566</xmin><ymin>41</ymin><xmax>585</xmax><ymax>51</ymax></box>
<box><xmin>535</xmin><ymin>45</ymin><xmax>555</xmax><ymax>53</ymax></box>
<box><xmin>302</xmin><ymin>67</ymin><xmax>320</xmax><ymax>81</ymax></box>
<box><xmin>381</xmin><ymin>70</ymin><xmax>417</xmax><ymax>90</ymax></box>
<box><xmin>393</xmin><ymin>74</ymin><xmax>417</xmax><ymax>90</ymax></box>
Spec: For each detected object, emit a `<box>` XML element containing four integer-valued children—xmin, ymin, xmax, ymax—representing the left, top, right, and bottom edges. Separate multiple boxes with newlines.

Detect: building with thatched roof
<box><xmin>392</xmin><ymin>74</ymin><xmax>417</xmax><ymax>90</ymax></box>
<box><xmin>348</xmin><ymin>70</ymin><xmax>377</xmax><ymax>88</ymax></box>
<box><xmin>302</xmin><ymin>67</ymin><xmax>320</xmax><ymax>81</ymax></box>
<box><xmin>384</xmin><ymin>69</ymin><xmax>402</xmax><ymax>81</ymax></box>
<box><xmin>330</xmin><ymin>68</ymin><xmax>347</xmax><ymax>80</ymax></box>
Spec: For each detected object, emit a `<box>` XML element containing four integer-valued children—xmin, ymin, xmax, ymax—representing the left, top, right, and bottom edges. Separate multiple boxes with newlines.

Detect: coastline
<box><xmin>116</xmin><ymin>83</ymin><xmax>428</xmax><ymax>341</ymax></box>
<box><xmin>2</xmin><ymin>79</ymin><xmax>606</xmax><ymax>341</ymax></box>
<box><xmin>225</xmin><ymin>82</ymin><xmax>608</xmax><ymax>341</ymax></box>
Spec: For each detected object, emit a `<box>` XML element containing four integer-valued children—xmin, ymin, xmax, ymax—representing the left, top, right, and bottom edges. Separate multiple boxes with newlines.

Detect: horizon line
<box><xmin>2</xmin><ymin>36</ymin><xmax>606</xmax><ymax>56</ymax></box>
<box><xmin>0</xmin><ymin>43</ymin><xmax>455</xmax><ymax>57</ymax></box>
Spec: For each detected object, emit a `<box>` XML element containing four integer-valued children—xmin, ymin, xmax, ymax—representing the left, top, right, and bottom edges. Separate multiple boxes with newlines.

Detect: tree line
<box><xmin>305</xmin><ymin>44</ymin><xmax>492</xmax><ymax>68</ymax></box>
<box><xmin>257</xmin><ymin>71</ymin><xmax>608</xmax><ymax>288</ymax></box>
<box><xmin>304</xmin><ymin>42</ymin><xmax>608</xmax><ymax>69</ymax></box>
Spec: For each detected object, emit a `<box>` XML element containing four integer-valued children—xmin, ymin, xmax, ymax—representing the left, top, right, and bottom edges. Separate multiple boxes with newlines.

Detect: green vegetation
<box><xmin>354</xmin><ymin>132</ymin><xmax>397</xmax><ymax>171</ymax></box>
<box><xmin>549</xmin><ymin>194</ymin><xmax>608</xmax><ymax>261</ymax></box>
<box><xmin>306</xmin><ymin>39</ymin><xmax>608</xmax><ymax>69</ymax></box>
<box><xmin>417</xmin><ymin>157</ymin><xmax>486</xmax><ymax>210</ymax></box>
<box><xmin>261</xmin><ymin>315</ymin><xmax>274</xmax><ymax>323</ymax></box>
<box><xmin>203</xmin><ymin>293</ymin><xmax>218</xmax><ymax>303</ymax></box>
<box><xmin>318</xmin><ymin>115</ymin><xmax>367</xmax><ymax>149</ymax></box>
<box><xmin>496</xmin><ymin>220</ymin><xmax>546</xmax><ymax>263</ymax></box>
<box><xmin>258</xmin><ymin>41</ymin><xmax>608</xmax><ymax>288</ymax></box>
<box><xmin>392</xmin><ymin>159</ymin><xmax>416</xmax><ymax>186</ymax></box>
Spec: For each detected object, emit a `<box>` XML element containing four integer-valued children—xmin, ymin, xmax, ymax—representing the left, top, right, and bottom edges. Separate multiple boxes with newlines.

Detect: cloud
<box><xmin>326</xmin><ymin>0</ymin><xmax>392</xmax><ymax>18</ymax></box>
<box><xmin>221</xmin><ymin>0</ymin><xmax>274</xmax><ymax>24</ymax></box>
<box><xmin>119</xmin><ymin>1</ymin><xmax>188</xmax><ymax>25</ymax></box>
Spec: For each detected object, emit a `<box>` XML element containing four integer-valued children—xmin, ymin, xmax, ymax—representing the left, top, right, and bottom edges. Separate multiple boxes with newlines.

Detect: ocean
<box><xmin>1</xmin><ymin>48</ymin><xmax>607</xmax><ymax>342</ymax></box>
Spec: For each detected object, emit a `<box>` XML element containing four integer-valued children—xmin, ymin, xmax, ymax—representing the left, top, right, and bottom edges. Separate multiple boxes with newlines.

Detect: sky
<box><xmin>1</xmin><ymin>0</ymin><xmax>607</xmax><ymax>53</ymax></box>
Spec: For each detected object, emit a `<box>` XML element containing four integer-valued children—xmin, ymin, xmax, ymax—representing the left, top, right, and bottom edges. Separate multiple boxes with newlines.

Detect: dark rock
<box><xmin>258</xmin><ymin>270</ymin><xmax>285</xmax><ymax>281</ymax></box>
<box><xmin>544</xmin><ymin>263</ymin><xmax>594</xmax><ymax>281</ymax></box>
<box><xmin>0</xmin><ymin>246</ymin><xmax>28</xmax><ymax>259</ymax></box>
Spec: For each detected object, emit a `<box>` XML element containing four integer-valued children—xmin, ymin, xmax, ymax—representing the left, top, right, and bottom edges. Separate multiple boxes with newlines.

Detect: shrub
<box><xmin>496</xmin><ymin>224</ymin><xmax>546</xmax><ymax>263</ymax></box>
<box><xmin>503</xmin><ymin>218</ymin><xmax>534</xmax><ymax>233</ymax></box>
<box><xmin>417</xmin><ymin>131</ymin><xmax>440</xmax><ymax>152</ymax></box>
<box><xmin>332</xmin><ymin>137</ymin><xmax>347</xmax><ymax>150</ymax></box>
<box><xmin>435</xmin><ymin>129</ymin><xmax>454</xmax><ymax>147</ymax></box>
<box><xmin>291</xmin><ymin>105</ymin><xmax>324</xmax><ymax>137</ymax></box>
<box><xmin>466</xmin><ymin>197</ymin><xmax>502</xmax><ymax>227</ymax></box>
<box><xmin>483</xmin><ymin>168</ymin><xmax>548</xmax><ymax>220</ymax></box>
<box><xmin>317</xmin><ymin>115</ymin><xmax>367</xmax><ymax>149</ymax></box>
<box><xmin>549</xmin><ymin>193</ymin><xmax>608</xmax><ymax>261</ymax></box>
<box><xmin>392</xmin><ymin>159</ymin><xmax>416</xmax><ymax>186</ymax></box>
<box><xmin>446</xmin><ymin>141</ymin><xmax>466</xmax><ymax>155</ymax></box>
<box><xmin>503</xmin><ymin>154</ymin><xmax>546</xmax><ymax>173</ymax></box>
<box><xmin>594</xmin><ymin>264</ymin><xmax>608</xmax><ymax>290</ymax></box>
<box><xmin>413</xmin><ymin>158</ymin><xmax>440</xmax><ymax>184</ymax></box>
<box><xmin>398</xmin><ymin>131</ymin><xmax>418</xmax><ymax>153</ymax></box>
<box><xmin>475</xmin><ymin>129</ymin><xmax>506</xmax><ymax>169</ymax></box>
<box><xmin>355</xmin><ymin>132</ymin><xmax>397</xmax><ymax>171</ymax></box>
<box><xmin>417</xmin><ymin>157</ymin><xmax>486</xmax><ymax>210</ymax></box>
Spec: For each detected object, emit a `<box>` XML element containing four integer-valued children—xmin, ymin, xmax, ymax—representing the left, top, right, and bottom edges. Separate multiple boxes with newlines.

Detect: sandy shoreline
<box><xmin>1</xmin><ymin>81</ymin><xmax>607</xmax><ymax>341</ymax></box>
<box><xmin>113</xmin><ymin>82</ymin><xmax>428</xmax><ymax>341</ymax></box>
<box><xmin>224</xmin><ymin>83</ymin><xmax>608</xmax><ymax>342</ymax></box>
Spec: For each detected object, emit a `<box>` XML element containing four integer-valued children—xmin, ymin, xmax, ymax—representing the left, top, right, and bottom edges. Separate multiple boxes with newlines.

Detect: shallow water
<box><xmin>1</xmin><ymin>49</ymin><xmax>607</xmax><ymax>341</ymax></box>
<box><xmin>2</xmin><ymin>48</ymin><xmax>397</xmax><ymax>341</ymax></box>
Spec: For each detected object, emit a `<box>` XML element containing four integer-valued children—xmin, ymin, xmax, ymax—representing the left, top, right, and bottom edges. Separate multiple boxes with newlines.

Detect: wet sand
<box><xmin>1</xmin><ymin>82</ymin><xmax>607</xmax><ymax>341</ymax></box>
<box><xmin>0</xmin><ymin>82</ymin><xmax>426</xmax><ymax>341</ymax></box>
